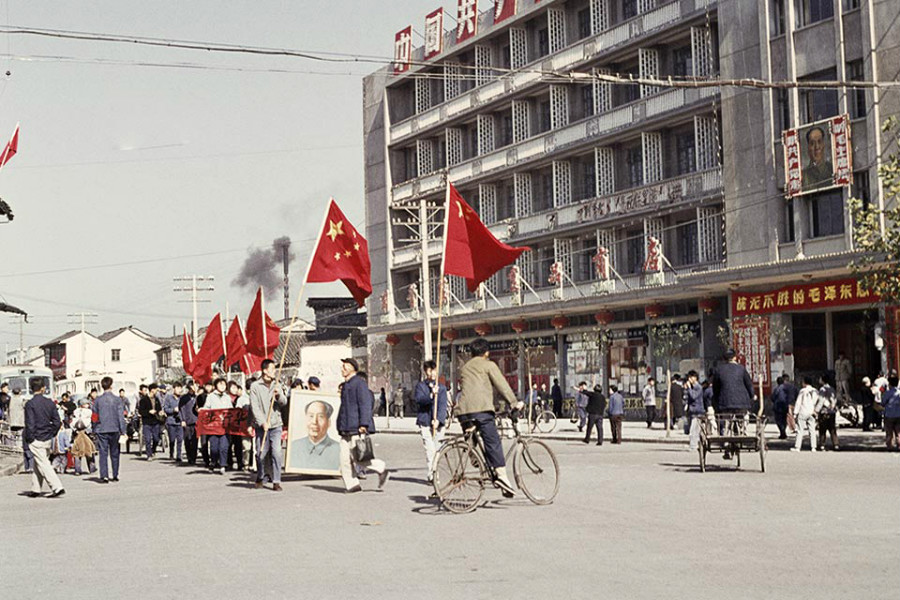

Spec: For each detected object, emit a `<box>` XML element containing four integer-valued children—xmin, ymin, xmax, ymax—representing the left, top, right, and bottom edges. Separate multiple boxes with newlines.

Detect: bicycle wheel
<box><xmin>514</xmin><ymin>439</ymin><xmax>559</xmax><ymax>505</ymax></box>
<box><xmin>433</xmin><ymin>439</ymin><xmax>486</xmax><ymax>514</ymax></box>
<box><xmin>535</xmin><ymin>410</ymin><xmax>557</xmax><ymax>434</ymax></box>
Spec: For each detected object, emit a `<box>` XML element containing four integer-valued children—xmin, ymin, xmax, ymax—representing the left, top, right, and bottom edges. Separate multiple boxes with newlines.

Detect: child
<box><xmin>52</xmin><ymin>427</ymin><xmax>73</xmax><ymax>474</ymax></box>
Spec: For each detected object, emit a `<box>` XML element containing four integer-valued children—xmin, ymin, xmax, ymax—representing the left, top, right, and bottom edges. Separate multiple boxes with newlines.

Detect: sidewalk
<box><xmin>373</xmin><ymin>416</ymin><xmax>890</xmax><ymax>451</ymax></box>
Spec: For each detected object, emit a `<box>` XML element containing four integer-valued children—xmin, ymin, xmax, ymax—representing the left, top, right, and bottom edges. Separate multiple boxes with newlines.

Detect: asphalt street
<box><xmin>0</xmin><ymin>436</ymin><xmax>896</xmax><ymax>600</ymax></box>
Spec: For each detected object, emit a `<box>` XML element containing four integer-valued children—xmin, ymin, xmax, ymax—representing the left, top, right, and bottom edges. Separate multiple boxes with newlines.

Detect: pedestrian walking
<box><xmin>23</xmin><ymin>377</ymin><xmax>65</xmax><ymax>498</ymax></box>
<box><xmin>180</xmin><ymin>380</ymin><xmax>199</xmax><ymax>466</ymax></box>
<box><xmin>7</xmin><ymin>387</ymin><xmax>34</xmax><ymax>473</ymax></box>
<box><xmin>583</xmin><ymin>385</ymin><xmax>606</xmax><ymax>445</ymax></box>
<box><xmin>203</xmin><ymin>378</ymin><xmax>232</xmax><ymax>474</ymax></box>
<box><xmin>92</xmin><ymin>376</ymin><xmax>127</xmax><ymax>483</ymax></box>
<box><xmin>880</xmin><ymin>375</ymin><xmax>900</xmax><ymax>451</ymax></box>
<box><xmin>163</xmin><ymin>382</ymin><xmax>184</xmax><ymax>462</ymax></box>
<box><xmin>525</xmin><ymin>383</ymin><xmax>541</xmax><ymax>422</ymax></box>
<box><xmin>860</xmin><ymin>376</ymin><xmax>876</xmax><ymax>432</ymax></box>
<box><xmin>248</xmin><ymin>360</ymin><xmax>286</xmax><ymax>491</ymax></box>
<box><xmin>455</xmin><ymin>339</ymin><xmax>522</xmax><ymax>497</ymax></box>
<box><xmin>551</xmin><ymin>378</ymin><xmax>563</xmax><ymax>418</ymax></box>
<box><xmin>414</xmin><ymin>360</ymin><xmax>448</xmax><ymax>481</ymax></box>
<box><xmin>226</xmin><ymin>380</ymin><xmax>244</xmax><ymax>471</ymax></box>
<box><xmin>792</xmin><ymin>377</ymin><xmax>819</xmax><ymax>452</ymax></box>
<box><xmin>782</xmin><ymin>374</ymin><xmax>799</xmax><ymax>434</ymax></box>
<box><xmin>834</xmin><ymin>351</ymin><xmax>852</xmax><ymax>405</ymax></box>
<box><xmin>771</xmin><ymin>376</ymin><xmax>789</xmax><ymax>439</ymax></box>
<box><xmin>572</xmin><ymin>382</ymin><xmax>589</xmax><ymax>432</ymax></box>
<box><xmin>0</xmin><ymin>381</ymin><xmax>9</xmax><ymax>419</ymax></box>
<box><xmin>608</xmin><ymin>385</ymin><xmax>624</xmax><ymax>444</ymax></box>
<box><xmin>642</xmin><ymin>378</ymin><xmax>657</xmax><ymax>428</ymax></box>
<box><xmin>71</xmin><ymin>397</ymin><xmax>96</xmax><ymax>475</ymax></box>
<box><xmin>669</xmin><ymin>374</ymin><xmax>684</xmax><ymax>431</ymax></box>
<box><xmin>336</xmin><ymin>358</ymin><xmax>389</xmax><ymax>493</ymax></box>
<box><xmin>684</xmin><ymin>371</ymin><xmax>705</xmax><ymax>452</ymax></box>
<box><xmin>138</xmin><ymin>384</ymin><xmax>162</xmax><ymax>460</ymax></box>
<box><xmin>815</xmin><ymin>377</ymin><xmax>839</xmax><ymax>451</ymax></box>
<box><xmin>229</xmin><ymin>381</ymin><xmax>253</xmax><ymax>472</ymax></box>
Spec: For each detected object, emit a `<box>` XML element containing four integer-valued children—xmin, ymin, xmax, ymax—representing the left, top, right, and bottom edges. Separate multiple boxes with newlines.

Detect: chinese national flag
<box><xmin>244</xmin><ymin>288</ymin><xmax>280</xmax><ymax>359</ymax></box>
<box><xmin>0</xmin><ymin>123</ymin><xmax>19</xmax><ymax>170</ymax></box>
<box><xmin>225</xmin><ymin>316</ymin><xmax>262</xmax><ymax>375</ymax></box>
<box><xmin>444</xmin><ymin>183</ymin><xmax>530</xmax><ymax>292</ymax></box>
<box><xmin>181</xmin><ymin>328</ymin><xmax>195</xmax><ymax>373</ymax></box>
<box><xmin>190</xmin><ymin>314</ymin><xmax>224</xmax><ymax>384</ymax></box>
<box><xmin>307</xmin><ymin>199</ymin><xmax>372</xmax><ymax>306</ymax></box>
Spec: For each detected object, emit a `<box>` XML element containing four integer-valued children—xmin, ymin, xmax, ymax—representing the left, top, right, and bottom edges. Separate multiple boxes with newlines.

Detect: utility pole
<box><xmin>419</xmin><ymin>198</ymin><xmax>433</xmax><ymax>361</ymax></box>
<box><xmin>173</xmin><ymin>275</ymin><xmax>215</xmax><ymax>349</ymax></box>
<box><xmin>6</xmin><ymin>314</ymin><xmax>25</xmax><ymax>363</ymax></box>
<box><xmin>67</xmin><ymin>311</ymin><xmax>99</xmax><ymax>374</ymax></box>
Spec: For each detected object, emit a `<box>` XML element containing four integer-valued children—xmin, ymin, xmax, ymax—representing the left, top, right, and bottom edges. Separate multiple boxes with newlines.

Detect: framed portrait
<box><xmin>783</xmin><ymin>114</ymin><xmax>853</xmax><ymax>197</ymax></box>
<box><xmin>285</xmin><ymin>390</ymin><xmax>342</xmax><ymax>476</ymax></box>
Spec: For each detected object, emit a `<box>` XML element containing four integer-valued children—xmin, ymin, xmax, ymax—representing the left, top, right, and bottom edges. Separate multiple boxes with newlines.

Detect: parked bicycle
<box><xmin>431</xmin><ymin>411</ymin><xmax>560</xmax><ymax>513</ymax></box>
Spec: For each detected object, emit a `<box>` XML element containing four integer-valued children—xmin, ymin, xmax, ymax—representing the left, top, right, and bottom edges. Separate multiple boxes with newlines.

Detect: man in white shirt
<box><xmin>642</xmin><ymin>378</ymin><xmax>657</xmax><ymax>428</ymax></box>
<box><xmin>791</xmin><ymin>376</ymin><xmax>819</xmax><ymax>452</ymax></box>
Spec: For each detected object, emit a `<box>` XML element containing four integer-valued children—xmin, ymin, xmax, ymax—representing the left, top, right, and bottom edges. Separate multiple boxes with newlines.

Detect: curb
<box><xmin>375</xmin><ymin>428</ymin><xmax>689</xmax><ymax>445</ymax></box>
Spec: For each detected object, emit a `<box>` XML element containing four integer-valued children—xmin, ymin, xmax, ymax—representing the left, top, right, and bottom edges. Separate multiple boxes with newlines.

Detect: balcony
<box><xmin>389</xmin><ymin>0</ymin><xmax>710</xmax><ymax>144</ymax></box>
<box><xmin>391</xmin><ymin>86</ymin><xmax>719</xmax><ymax>202</ymax></box>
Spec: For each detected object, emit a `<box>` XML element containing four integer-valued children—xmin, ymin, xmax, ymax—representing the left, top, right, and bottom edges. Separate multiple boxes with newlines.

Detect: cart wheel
<box><xmin>698</xmin><ymin>445</ymin><xmax>706</xmax><ymax>473</ymax></box>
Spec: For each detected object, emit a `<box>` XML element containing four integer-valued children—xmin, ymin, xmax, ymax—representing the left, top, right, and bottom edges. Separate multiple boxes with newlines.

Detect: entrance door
<box><xmin>832</xmin><ymin>310</ymin><xmax>878</xmax><ymax>399</ymax></box>
<box><xmin>792</xmin><ymin>312</ymin><xmax>827</xmax><ymax>381</ymax></box>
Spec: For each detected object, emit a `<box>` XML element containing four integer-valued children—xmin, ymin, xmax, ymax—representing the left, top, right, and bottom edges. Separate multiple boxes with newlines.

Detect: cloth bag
<box><xmin>352</xmin><ymin>434</ymin><xmax>375</xmax><ymax>462</ymax></box>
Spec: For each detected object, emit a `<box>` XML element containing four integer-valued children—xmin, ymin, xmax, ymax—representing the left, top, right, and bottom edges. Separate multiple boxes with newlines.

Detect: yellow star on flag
<box><xmin>353</xmin><ymin>243</ymin><xmax>361</xmax><ymax>251</ymax></box>
<box><xmin>327</xmin><ymin>220</ymin><xmax>344</xmax><ymax>242</ymax></box>
<box><xmin>333</xmin><ymin>252</ymin><xmax>341</xmax><ymax>261</ymax></box>
<box><xmin>344</xmin><ymin>250</ymin><xmax>352</xmax><ymax>258</ymax></box>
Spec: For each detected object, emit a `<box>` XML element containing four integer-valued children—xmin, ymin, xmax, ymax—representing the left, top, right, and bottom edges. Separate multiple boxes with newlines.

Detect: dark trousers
<box><xmin>228</xmin><ymin>435</ymin><xmax>243</xmax><ymax>469</ymax></box>
<box><xmin>183</xmin><ymin>424</ymin><xmax>198</xmax><ymax>464</ymax></box>
<box><xmin>167</xmin><ymin>423</ymin><xmax>183</xmax><ymax>460</ymax></box>
<box><xmin>774</xmin><ymin>410</ymin><xmax>788</xmax><ymax>437</ymax></box>
<box><xmin>209</xmin><ymin>434</ymin><xmax>229</xmax><ymax>468</ymax></box>
<box><xmin>96</xmin><ymin>431</ymin><xmax>120</xmax><ymax>479</ymax></box>
<box><xmin>553</xmin><ymin>399</ymin><xmax>563</xmax><ymax>417</ymax></box>
<box><xmin>645</xmin><ymin>406</ymin><xmax>656</xmax><ymax>427</ymax></box>
<box><xmin>609</xmin><ymin>415</ymin><xmax>623</xmax><ymax>443</ymax></box>
<box><xmin>459</xmin><ymin>412</ymin><xmax>505</xmax><ymax>469</ymax></box>
<box><xmin>142</xmin><ymin>422</ymin><xmax>160</xmax><ymax>458</ymax></box>
<box><xmin>18</xmin><ymin>430</ymin><xmax>34</xmax><ymax>471</ymax></box>
<box><xmin>817</xmin><ymin>413</ymin><xmax>838</xmax><ymax>449</ymax></box>
<box><xmin>584</xmin><ymin>413</ymin><xmax>604</xmax><ymax>444</ymax></box>
<box><xmin>200</xmin><ymin>435</ymin><xmax>210</xmax><ymax>468</ymax></box>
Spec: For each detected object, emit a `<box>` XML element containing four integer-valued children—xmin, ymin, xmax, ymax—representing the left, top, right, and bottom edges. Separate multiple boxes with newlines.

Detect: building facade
<box><xmin>363</xmin><ymin>0</ymin><xmax>899</xmax><ymax>401</ymax></box>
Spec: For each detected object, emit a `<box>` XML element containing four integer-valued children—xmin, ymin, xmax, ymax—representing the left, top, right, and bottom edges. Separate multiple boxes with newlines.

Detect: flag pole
<box><xmin>431</xmin><ymin>180</ymin><xmax>453</xmax><ymax>437</ymax></box>
<box><xmin>261</xmin><ymin>199</ymin><xmax>334</xmax><ymax>435</ymax></box>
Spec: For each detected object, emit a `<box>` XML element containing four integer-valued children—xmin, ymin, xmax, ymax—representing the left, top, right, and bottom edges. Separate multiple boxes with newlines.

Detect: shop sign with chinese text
<box><xmin>732</xmin><ymin>278</ymin><xmax>877</xmax><ymax>317</ymax></box>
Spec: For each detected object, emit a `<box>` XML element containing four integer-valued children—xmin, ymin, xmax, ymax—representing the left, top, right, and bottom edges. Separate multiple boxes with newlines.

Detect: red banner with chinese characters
<box><xmin>831</xmin><ymin>114</ymin><xmax>852</xmax><ymax>186</ymax></box>
<box><xmin>424</xmin><ymin>8</ymin><xmax>444</xmax><ymax>60</ymax></box>
<box><xmin>732</xmin><ymin>278</ymin><xmax>878</xmax><ymax>317</ymax></box>
<box><xmin>494</xmin><ymin>0</ymin><xmax>516</xmax><ymax>23</ymax></box>
<box><xmin>733</xmin><ymin>316</ymin><xmax>770</xmax><ymax>388</ymax></box>
<box><xmin>197</xmin><ymin>408</ymin><xmax>252</xmax><ymax>437</ymax></box>
<box><xmin>457</xmin><ymin>0</ymin><xmax>478</xmax><ymax>42</ymax></box>
<box><xmin>783</xmin><ymin>128</ymin><xmax>802</xmax><ymax>198</ymax></box>
<box><xmin>393</xmin><ymin>26</ymin><xmax>412</xmax><ymax>74</ymax></box>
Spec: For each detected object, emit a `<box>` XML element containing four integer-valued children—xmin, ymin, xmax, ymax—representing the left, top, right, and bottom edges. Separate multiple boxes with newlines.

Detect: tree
<box><xmin>649</xmin><ymin>323</ymin><xmax>696</xmax><ymax>437</ymax></box>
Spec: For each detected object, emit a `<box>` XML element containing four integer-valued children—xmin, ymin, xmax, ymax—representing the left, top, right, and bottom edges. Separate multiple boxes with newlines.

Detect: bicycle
<box><xmin>521</xmin><ymin>403</ymin><xmax>557</xmax><ymax>434</ymax></box>
<box><xmin>431</xmin><ymin>412</ymin><xmax>560</xmax><ymax>513</ymax></box>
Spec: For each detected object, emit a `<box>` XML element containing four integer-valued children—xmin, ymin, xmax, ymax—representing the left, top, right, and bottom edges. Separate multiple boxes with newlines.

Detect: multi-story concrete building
<box><xmin>363</xmin><ymin>0</ymin><xmax>899</xmax><ymax>401</ymax></box>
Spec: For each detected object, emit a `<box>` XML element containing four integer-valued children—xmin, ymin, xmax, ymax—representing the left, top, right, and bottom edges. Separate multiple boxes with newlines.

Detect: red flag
<box><xmin>307</xmin><ymin>199</ymin><xmax>372</xmax><ymax>307</ymax></box>
<box><xmin>0</xmin><ymin>123</ymin><xmax>19</xmax><ymax>170</ymax></box>
<box><xmin>244</xmin><ymin>288</ymin><xmax>280</xmax><ymax>359</ymax></box>
<box><xmin>444</xmin><ymin>183</ymin><xmax>530</xmax><ymax>292</ymax></box>
<box><xmin>190</xmin><ymin>313</ymin><xmax>225</xmax><ymax>384</ymax></box>
<box><xmin>225</xmin><ymin>316</ymin><xmax>262</xmax><ymax>375</ymax></box>
<box><xmin>181</xmin><ymin>327</ymin><xmax>195</xmax><ymax>373</ymax></box>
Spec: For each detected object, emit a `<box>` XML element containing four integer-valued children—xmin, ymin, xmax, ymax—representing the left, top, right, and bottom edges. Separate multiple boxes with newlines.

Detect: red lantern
<box><xmin>550</xmin><ymin>315</ymin><xmax>569</xmax><ymax>330</ymax></box>
<box><xmin>698</xmin><ymin>298</ymin><xmax>719</xmax><ymax>314</ymax></box>
<box><xmin>443</xmin><ymin>328</ymin><xmax>458</xmax><ymax>342</ymax></box>
<box><xmin>594</xmin><ymin>310</ymin><xmax>614</xmax><ymax>326</ymax></box>
<box><xmin>645</xmin><ymin>303</ymin><xmax>665</xmax><ymax>320</ymax></box>
<box><xmin>385</xmin><ymin>334</ymin><xmax>400</xmax><ymax>346</ymax></box>
<box><xmin>474</xmin><ymin>323</ymin><xmax>493</xmax><ymax>336</ymax></box>
<box><xmin>412</xmin><ymin>331</ymin><xmax>425</xmax><ymax>345</ymax></box>
<box><xmin>511</xmin><ymin>318</ymin><xmax>529</xmax><ymax>334</ymax></box>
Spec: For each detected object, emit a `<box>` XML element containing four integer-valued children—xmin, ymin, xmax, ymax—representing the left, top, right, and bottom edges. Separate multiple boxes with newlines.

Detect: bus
<box><xmin>0</xmin><ymin>364</ymin><xmax>55</xmax><ymax>400</ymax></box>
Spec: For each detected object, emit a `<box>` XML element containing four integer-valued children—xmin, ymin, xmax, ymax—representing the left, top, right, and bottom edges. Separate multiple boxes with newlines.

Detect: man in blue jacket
<box><xmin>415</xmin><ymin>360</ymin><xmax>448</xmax><ymax>482</ymax></box>
<box><xmin>23</xmin><ymin>377</ymin><xmax>65</xmax><ymax>498</ymax></box>
<box><xmin>684</xmin><ymin>370</ymin><xmax>705</xmax><ymax>452</ymax></box>
<box><xmin>336</xmin><ymin>358</ymin><xmax>389</xmax><ymax>493</ymax></box>
<box><xmin>608</xmin><ymin>385</ymin><xmax>625</xmax><ymax>444</ymax></box>
<box><xmin>93</xmin><ymin>376</ymin><xmax>126</xmax><ymax>483</ymax></box>
<box><xmin>163</xmin><ymin>381</ymin><xmax>184</xmax><ymax>462</ymax></box>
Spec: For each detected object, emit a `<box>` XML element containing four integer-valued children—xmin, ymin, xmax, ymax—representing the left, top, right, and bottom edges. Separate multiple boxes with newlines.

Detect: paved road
<box><xmin>1</xmin><ymin>437</ymin><xmax>895</xmax><ymax>599</ymax></box>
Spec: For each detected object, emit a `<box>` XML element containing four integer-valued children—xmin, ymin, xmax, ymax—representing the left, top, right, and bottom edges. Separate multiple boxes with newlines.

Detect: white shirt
<box><xmin>794</xmin><ymin>386</ymin><xmax>818</xmax><ymax>418</ymax></box>
<box><xmin>642</xmin><ymin>384</ymin><xmax>656</xmax><ymax>407</ymax></box>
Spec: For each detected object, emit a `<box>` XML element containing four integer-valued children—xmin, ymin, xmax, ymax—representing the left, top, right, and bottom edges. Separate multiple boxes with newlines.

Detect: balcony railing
<box><xmin>389</xmin><ymin>0</ymin><xmax>710</xmax><ymax>144</ymax></box>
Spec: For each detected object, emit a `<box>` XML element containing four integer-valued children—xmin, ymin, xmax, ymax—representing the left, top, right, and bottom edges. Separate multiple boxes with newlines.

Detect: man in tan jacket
<box><xmin>457</xmin><ymin>338</ymin><xmax>523</xmax><ymax>497</ymax></box>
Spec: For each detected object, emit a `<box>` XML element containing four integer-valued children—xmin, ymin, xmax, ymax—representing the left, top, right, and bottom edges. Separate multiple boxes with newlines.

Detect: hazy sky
<box><xmin>0</xmin><ymin>0</ymin><xmax>441</xmax><ymax>352</ymax></box>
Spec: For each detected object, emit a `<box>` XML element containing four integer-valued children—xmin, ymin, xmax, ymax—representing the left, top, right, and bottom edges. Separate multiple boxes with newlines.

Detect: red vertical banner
<box><xmin>494</xmin><ymin>0</ymin><xmax>517</xmax><ymax>23</ymax></box>
<box><xmin>457</xmin><ymin>0</ymin><xmax>478</xmax><ymax>42</ymax></box>
<box><xmin>732</xmin><ymin>317</ymin><xmax>770</xmax><ymax>388</ymax></box>
<box><xmin>783</xmin><ymin>128</ymin><xmax>802</xmax><ymax>198</ymax></box>
<box><xmin>393</xmin><ymin>26</ymin><xmax>412</xmax><ymax>74</ymax></box>
<box><xmin>831</xmin><ymin>114</ymin><xmax>853</xmax><ymax>187</ymax></box>
<box><xmin>424</xmin><ymin>8</ymin><xmax>444</xmax><ymax>59</ymax></box>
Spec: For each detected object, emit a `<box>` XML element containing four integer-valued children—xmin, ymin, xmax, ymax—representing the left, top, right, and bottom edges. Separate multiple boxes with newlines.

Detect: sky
<box><xmin>0</xmin><ymin>0</ymin><xmax>441</xmax><ymax>353</ymax></box>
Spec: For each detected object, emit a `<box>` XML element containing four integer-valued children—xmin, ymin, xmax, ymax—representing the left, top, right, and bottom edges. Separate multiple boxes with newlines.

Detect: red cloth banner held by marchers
<box><xmin>196</xmin><ymin>408</ymin><xmax>252</xmax><ymax>437</ymax></box>
<box><xmin>307</xmin><ymin>199</ymin><xmax>372</xmax><ymax>307</ymax></box>
<box><xmin>444</xmin><ymin>183</ymin><xmax>530</xmax><ymax>292</ymax></box>
<box><xmin>244</xmin><ymin>288</ymin><xmax>280</xmax><ymax>359</ymax></box>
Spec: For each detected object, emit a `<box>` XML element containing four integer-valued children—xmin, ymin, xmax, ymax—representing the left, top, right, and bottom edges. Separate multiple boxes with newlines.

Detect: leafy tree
<box><xmin>649</xmin><ymin>323</ymin><xmax>695</xmax><ymax>437</ymax></box>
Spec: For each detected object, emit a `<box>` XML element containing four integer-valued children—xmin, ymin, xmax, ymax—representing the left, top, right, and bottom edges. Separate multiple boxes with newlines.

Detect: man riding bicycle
<box><xmin>457</xmin><ymin>337</ymin><xmax>524</xmax><ymax>497</ymax></box>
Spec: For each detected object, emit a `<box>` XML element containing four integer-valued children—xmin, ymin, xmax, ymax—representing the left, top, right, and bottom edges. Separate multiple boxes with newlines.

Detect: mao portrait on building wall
<box><xmin>800</xmin><ymin>123</ymin><xmax>834</xmax><ymax>191</ymax></box>
<box><xmin>285</xmin><ymin>390</ymin><xmax>341</xmax><ymax>475</ymax></box>
<box><xmin>784</xmin><ymin>115</ymin><xmax>853</xmax><ymax>198</ymax></box>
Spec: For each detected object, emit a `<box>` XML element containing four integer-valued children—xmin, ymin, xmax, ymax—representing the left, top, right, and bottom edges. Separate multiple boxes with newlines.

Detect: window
<box><xmin>852</xmin><ymin>170</ymin><xmax>870</xmax><ymax>210</ymax></box>
<box><xmin>498</xmin><ymin>113</ymin><xmax>513</xmax><ymax>147</ymax></box>
<box><xmin>111</xmin><ymin>349</ymin><xmax>121</xmax><ymax>362</ymax></box>
<box><xmin>626</xmin><ymin>146</ymin><xmax>643</xmax><ymax>188</ymax></box>
<box><xmin>624</xmin><ymin>232</ymin><xmax>644</xmax><ymax>274</ymax></box>
<box><xmin>676</xmin><ymin>221</ymin><xmax>699</xmax><ymax>265</ymax></box>
<box><xmin>498</xmin><ymin>184</ymin><xmax>516</xmax><ymax>220</ymax></box>
<box><xmin>581</xmin><ymin>84</ymin><xmax>595</xmax><ymax>119</ymax></box>
<box><xmin>536</xmin><ymin>172</ymin><xmax>553</xmax><ymax>212</ymax></box>
<box><xmin>575</xmin><ymin>236</ymin><xmax>597</xmax><ymax>282</ymax></box>
<box><xmin>809</xmin><ymin>189</ymin><xmax>844</xmax><ymax>237</ymax></box>
<box><xmin>580</xmin><ymin>156</ymin><xmax>596</xmax><ymax>200</ymax></box>
<box><xmin>796</xmin><ymin>0</ymin><xmax>834</xmax><ymax>28</ymax></box>
<box><xmin>800</xmin><ymin>70</ymin><xmax>839</xmax><ymax>123</ymax></box>
<box><xmin>847</xmin><ymin>60</ymin><xmax>867</xmax><ymax>119</ymax></box>
<box><xmin>500</xmin><ymin>44</ymin><xmax>512</xmax><ymax>70</ymax></box>
<box><xmin>672</xmin><ymin>47</ymin><xmax>693</xmax><ymax>78</ymax></box>
<box><xmin>434</xmin><ymin>138</ymin><xmax>447</xmax><ymax>170</ymax></box>
<box><xmin>537</xmin><ymin>28</ymin><xmax>550</xmax><ymax>58</ymax></box>
<box><xmin>775</xmin><ymin>89</ymin><xmax>791</xmax><ymax>132</ymax></box>
<box><xmin>623</xmin><ymin>0</ymin><xmax>638</xmax><ymax>20</ymax></box>
<box><xmin>577</xmin><ymin>8</ymin><xmax>592</xmax><ymax>40</ymax></box>
<box><xmin>538</xmin><ymin>100</ymin><xmax>552</xmax><ymax>133</ymax></box>
<box><xmin>784</xmin><ymin>199</ymin><xmax>795</xmax><ymax>243</ymax></box>
<box><xmin>675</xmin><ymin>132</ymin><xmax>696</xmax><ymax>175</ymax></box>
<box><xmin>841</xmin><ymin>0</ymin><xmax>860</xmax><ymax>10</ymax></box>
<box><xmin>535</xmin><ymin>246</ymin><xmax>555</xmax><ymax>287</ymax></box>
<box><xmin>771</xmin><ymin>0</ymin><xmax>786</xmax><ymax>36</ymax></box>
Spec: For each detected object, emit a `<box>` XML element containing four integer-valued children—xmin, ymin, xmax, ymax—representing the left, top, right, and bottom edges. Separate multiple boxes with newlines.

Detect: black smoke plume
<box><xmin>232</xmin><ymin>236</ymin><xmax>294</xmax><ymax>296</ymax></box>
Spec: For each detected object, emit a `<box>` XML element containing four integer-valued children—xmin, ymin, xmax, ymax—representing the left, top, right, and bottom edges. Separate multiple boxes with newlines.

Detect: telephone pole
<box><xmin>173</xmin><ymin>275</ymin><xmax>215</xmax><ymax>348</ymax></box>
<box><xmin>67</xmin><ymin>311</ymin><xmax>99</xmax><ymax>374</ymax></box>
<box><xmin>6</xmin><ymin>314</ymin><xmax>25</xmax><ymax>363</ymax></box>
